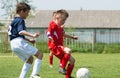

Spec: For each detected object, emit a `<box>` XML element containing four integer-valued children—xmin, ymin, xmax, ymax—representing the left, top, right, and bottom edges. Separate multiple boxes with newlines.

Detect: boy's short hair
<box><xmin>56</xmin><ymin>9</ymin><xmax>69</xmax><ymax>18</ymax></box>
<box><xmin>16</xmin><ymin>2</ymin><xmax>31</xmax><ymax>13</ymax></box>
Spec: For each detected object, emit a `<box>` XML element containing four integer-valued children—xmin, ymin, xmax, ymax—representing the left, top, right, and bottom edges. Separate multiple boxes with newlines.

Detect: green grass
<box><xmin>0</xmin><ymin>53</ymin><xmax>120</xmax><ymax>78</ymax></box>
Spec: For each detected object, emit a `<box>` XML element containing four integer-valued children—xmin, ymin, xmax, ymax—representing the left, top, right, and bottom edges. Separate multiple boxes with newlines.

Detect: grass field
<box><xmin>0</xmin><ymin>53</ymin><xmax>120</xmax><ymax>78</ymax></box>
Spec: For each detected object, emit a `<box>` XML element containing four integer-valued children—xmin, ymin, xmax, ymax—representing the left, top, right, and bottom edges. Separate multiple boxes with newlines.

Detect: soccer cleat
<box><xmin>30</xmin><ymin>74</ymin><xmax>41</xmax><ymax>78</ymax></box>
<box><xmin>58</xmin><ymin>68</ymin><xmax>66</xmax><ymax>75</ymax></box>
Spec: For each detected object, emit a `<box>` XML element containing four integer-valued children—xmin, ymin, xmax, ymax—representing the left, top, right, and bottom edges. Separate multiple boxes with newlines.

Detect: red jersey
<box><xmin>47</xmin><ymin>21</ymin><xmax>65</xmax><ymax>49</ymax></box>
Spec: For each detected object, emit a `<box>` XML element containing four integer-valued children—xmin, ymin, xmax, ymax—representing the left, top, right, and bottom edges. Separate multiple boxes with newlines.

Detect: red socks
<box><xmin>61</xmin><ymin>53</ymin><xmax>70</xmax><ymax>68</ymax></box>
<box><xmin>66</xmin><ymin>64</ymin><xmax>74</xmax><ymax>78</ymax></box>
<box><xmin>60</xmin><ymin>53</ymin><xmax>74</xmax><ymax>78</ymax></box>
<box><xmin>49</xmin><ymin>55</ymin><xmax>53</xmax><ymax>65</ymax></box>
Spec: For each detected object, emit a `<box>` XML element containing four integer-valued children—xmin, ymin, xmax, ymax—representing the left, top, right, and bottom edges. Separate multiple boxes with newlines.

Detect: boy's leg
<box><xmin>59</xmin><ymin>59</ymin><xmax>62</xmax><ymax>67</ymax></box>
<box><xmin>19</xmin><ymin>56</ymin><xmax>33</xmax><ymax>78</ymax></box>
<box><xmin>49</xmin><ymin>51</ymin><xmax>53</xmax><ymax>67</ymax></box>
<box><xmin>61</xmin><ymin>53</ymin><xmax>70</xmax><ymax>68</ymax></box>
<box><xmin>31</xmin><ymin>51</ymin><xmax>43</xmax><ymax>76</ymax></box>
<box><xmin>61</xmin><ymin>47</ymin><xmax>71</xmax><ymax>68</ymax></box>
<box><xmin>56</xmin><ymin>46</ymin><xmax>70</xmax><ymax>74</ymax></box>
<box><xmin>57</xmin><ymin>47</ymin><xmax>70</xmax><ymax>68</ymax></box>
<box><xmin>66</xmin><ymin>56</ymin><xmax>75</xmax><ymax>78</ymax></box>
<box><xmin>61</xmin><ymin>46</ymin><xmax>71</xmax><ymax>68</ymax></box>
<box><xmin>58</xmin><ymin>53</ymin><xmax>70</xmax><ymax>75</ymax></box>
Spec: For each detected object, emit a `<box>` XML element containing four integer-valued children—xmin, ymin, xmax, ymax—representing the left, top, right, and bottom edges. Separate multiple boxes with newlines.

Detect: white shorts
<box><xmin>10</xmin><ymin>37</ymin><xmax>38</xmax><ymax>62</ymax></box>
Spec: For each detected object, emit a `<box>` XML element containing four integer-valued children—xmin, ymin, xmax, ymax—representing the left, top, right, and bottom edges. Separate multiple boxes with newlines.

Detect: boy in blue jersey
<box><xmin>8</xmin><ymin>2</ymin><xmax>43</xmax><ymax>78</ymax></box>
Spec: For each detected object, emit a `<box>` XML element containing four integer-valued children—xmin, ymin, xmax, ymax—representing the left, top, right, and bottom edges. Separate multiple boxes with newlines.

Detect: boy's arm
<box><xmin>47</xmin><ymin>31</ymin><xmax>54</xmax><ymax>42</ymax></box>
<box><xmin>19</xmin><ymin>31</ymin><xmax>40</xmax><ymax>44</ymax></box>
<box><xmin>19</xmin><ymin>30</ymin><xmax>40</xmax><ymax>38</ymax></box>
<box><xmin>64</xmin><ymin>33</ymin><xmax>78</xmax><ymax>40</ymax></box>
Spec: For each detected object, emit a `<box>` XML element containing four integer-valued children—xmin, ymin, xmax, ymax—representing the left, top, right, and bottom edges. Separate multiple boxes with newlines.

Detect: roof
<box><xmin>25</xmin><ymin>10</ymin><xmax>120</xmax><ymax>28</ymax></box>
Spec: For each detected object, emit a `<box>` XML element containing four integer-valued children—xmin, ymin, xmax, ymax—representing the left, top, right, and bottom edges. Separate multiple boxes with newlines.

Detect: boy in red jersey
<box><xmin>47</xmin><ymin>9</ymin><xmax>78</xmax><ymax>78</ymax></box>
<box><xmin>49</xmin><ymin>11</ymin><xmax>62</xmax><ymax>68</ymax></box>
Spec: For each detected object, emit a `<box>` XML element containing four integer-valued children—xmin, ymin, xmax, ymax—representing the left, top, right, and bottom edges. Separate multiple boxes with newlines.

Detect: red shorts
<box><xmin>51</xmin><ymin>45</ymin><xmax>65</xmax><ymax>59</ymax></box>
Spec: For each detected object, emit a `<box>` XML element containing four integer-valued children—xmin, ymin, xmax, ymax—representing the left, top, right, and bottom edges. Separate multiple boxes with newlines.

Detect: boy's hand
<box><xmin>73</xmin><ymin>36</ymin><xmax>78</xmax><ymax>40</ymax></box>
<box><xmin>33</xmin><ymin>32</ymin><xmax>40</xmax><ymax>38</ymax></box>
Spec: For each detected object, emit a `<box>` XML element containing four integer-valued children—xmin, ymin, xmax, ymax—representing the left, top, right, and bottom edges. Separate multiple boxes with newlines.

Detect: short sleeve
<box><xmin>17</xmin><ymin>20</ymin><xmax>26</xmax><ymax>34</ymax></box>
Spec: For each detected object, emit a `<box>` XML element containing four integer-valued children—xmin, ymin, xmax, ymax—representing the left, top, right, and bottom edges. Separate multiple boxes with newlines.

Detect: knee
<box><xmin>64</xmin><ymin>47</ymin><xmax>71</xmax><ymax>54</ymax></box>
<box><xmin>38</xmin><ymin>52</ymin><xmax>43</xmax><ymax>59</ymax></box>
<box><xmin>49</xmin><ymin>51</ymin><xmax>53</xmax><ymax>56</ymax></box>
<box><xmin>27</xmin><ymin>56</ymin><xmax>34</xmax><ymax>64</ymax></box>
<box><xmin>71</xmin><ymin>57</ymin><xmax>75</xmax><ymax>64</ymax></box>
<box><xmin>35</xmin><ymin>51</ymin><xmax>43</xmax><ymax>60</ymax></box>
<box><xmin>70</xmin><ymin>56</ymin><xmax>75</xmax><ymax>65</ymax></box>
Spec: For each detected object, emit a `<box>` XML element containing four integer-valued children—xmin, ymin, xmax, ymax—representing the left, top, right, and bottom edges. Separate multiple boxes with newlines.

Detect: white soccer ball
<box><xmin>76</xmin><ymin>68</ymin><xmax>90</xmax><ymax>78</ymax></box>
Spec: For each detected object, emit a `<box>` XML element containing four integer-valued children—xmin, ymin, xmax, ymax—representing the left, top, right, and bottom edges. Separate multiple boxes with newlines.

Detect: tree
<box><xmin>0</xmin><ymin>0</ymin><xmax>35</xmax><ymax>19</ymax></box>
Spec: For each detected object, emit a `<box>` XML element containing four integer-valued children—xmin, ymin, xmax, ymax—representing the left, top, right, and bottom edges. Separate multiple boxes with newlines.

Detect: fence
<box><xmin>0</xmin><ymin>32</ymin><xmax>94</xmax><ymax>53</ymax></box>
<box><xmin>96</xmin><ymin>31</ymin><xmax>120</xmax><ymax>43</ymax></box>
<box><xmin>0</xmin><ymin>32</ymin><xmax>9</xmax><ymax>53</ymax></box>
<box><xmin>31</xmin><ymin>31</ymin><xmax>94</xmax><ymax>53</ymax></box>
<box><xmin>2</xmin><ymin>31</ymin><xmax>120</xmax><ymax>53</ymax></box>
<box><xmin>64</xmin><ymin>32</ymin><xmax>94</xmax><ymax>52</ymax></box>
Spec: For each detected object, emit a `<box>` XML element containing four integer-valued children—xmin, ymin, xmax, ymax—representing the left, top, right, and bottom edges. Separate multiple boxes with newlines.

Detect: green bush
<box><xmin>93</xmin><ymin>43</ymin><xmax>120</xmax><ymax>54</ymax></box>
<box><xmin>36</xmin><ymin>41</ymin><xmax>49</xmax><ymax>53</ymax></box>
<box><xmin>103</xmin><ymin>44</ymin><xmax>120</xmax><ymax>53</ymax></box>
<box><xmin>3</xmin><ymin>40</ymin><xmax>120</xmax><ymax>54</ymax></box>
<box><xmin>0</xmin><ymin>22</ymin><xmax>5</xmax><ymax>26</ymax></box>
<box><xmin>66</xmin><ymin>42</ymin><xmax>92</xmax><ymax>53</ymax></box>
<box><xmin>94</xmin><ymin>43</ymin><xmax>105</xmax><ymax>53</ymax></box>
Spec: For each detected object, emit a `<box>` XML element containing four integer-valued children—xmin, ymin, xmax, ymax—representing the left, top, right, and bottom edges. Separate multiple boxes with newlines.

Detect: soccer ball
<box><xmin>76</xmin><ymin>68</ymin><xmax>90</xmax><ymax>78</ymax></box>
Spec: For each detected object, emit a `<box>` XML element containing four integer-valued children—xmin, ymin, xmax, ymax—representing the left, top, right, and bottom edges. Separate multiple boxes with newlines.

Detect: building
<box><xmin>25</xmin><ymin>10</ymin><xmax>120</xmax><ymax>43</ymax></box>
<box><xmin>1</xmin><ymin>10</ymin><xmax>120</xmax><ymax>43</ymax></box>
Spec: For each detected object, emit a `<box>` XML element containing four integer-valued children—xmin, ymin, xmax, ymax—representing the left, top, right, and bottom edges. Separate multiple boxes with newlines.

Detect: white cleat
<box><xmin>30</xmin><ymin>74</ymin><xmax>41</xmax><ymax>78</ymax></box>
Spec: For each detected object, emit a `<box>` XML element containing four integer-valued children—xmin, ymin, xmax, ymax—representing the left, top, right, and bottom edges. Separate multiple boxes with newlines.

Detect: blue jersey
<box><xmin>8</xmin><ymin>17</ymin><xmax>26</xmax><ymax>40</ymax></box>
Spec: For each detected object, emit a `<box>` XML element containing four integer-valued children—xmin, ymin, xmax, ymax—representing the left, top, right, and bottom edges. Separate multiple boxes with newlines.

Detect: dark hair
<box><xmin>16</xmin><ymin>2</ymin><xmax>31</xmax><ymax>13</ymax></box>
<box><xmin>56</xmin><ymin>9</ymin><xmax>69</xmax><ymax>18</ymax></box>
